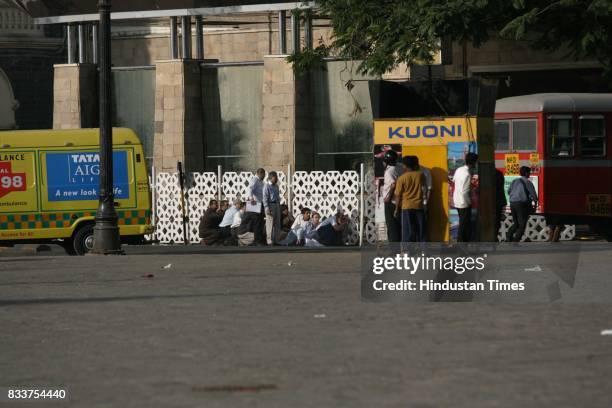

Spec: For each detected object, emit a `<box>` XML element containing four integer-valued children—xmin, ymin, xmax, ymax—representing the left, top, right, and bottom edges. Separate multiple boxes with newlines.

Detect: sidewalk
<box><xmin>0</xmin><ymin>243</ymin><xmax>361</xmax><ymax>257</ymax></box>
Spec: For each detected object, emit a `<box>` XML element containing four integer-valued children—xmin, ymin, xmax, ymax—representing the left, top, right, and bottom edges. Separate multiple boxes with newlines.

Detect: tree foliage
<box><xmin>304</xmin><ymin>0</ymin><xmax>612</xmax><ymax>76</ymax></box>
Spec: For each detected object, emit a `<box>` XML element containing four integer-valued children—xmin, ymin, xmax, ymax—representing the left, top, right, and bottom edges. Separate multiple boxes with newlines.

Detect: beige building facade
<box><xmin>47</xmin><ymin>11</ymin><xmax>607</xmax><ymax>173</ymax></box>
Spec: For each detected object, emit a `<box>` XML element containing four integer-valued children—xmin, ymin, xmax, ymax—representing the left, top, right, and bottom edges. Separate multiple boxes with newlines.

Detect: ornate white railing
<box><xmin>150</xmin><ymin>165</ymin><xmax>376</xmax><ymax>245</ymax></box>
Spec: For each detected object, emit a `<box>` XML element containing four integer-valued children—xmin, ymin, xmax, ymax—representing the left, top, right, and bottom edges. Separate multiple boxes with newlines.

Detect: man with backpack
<box><xmin>507</xmin><ymin>166</ymin><xmax>538</xmax><ymax>242</ymax></box>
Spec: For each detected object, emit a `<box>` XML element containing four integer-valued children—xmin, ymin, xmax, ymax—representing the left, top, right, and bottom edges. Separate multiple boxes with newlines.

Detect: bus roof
<box><xmin>495</xmin><ymin>93</ymin><xmax>612</xmax><ymax>114</ymax></box>
<box><xmin>0</xmin><ymin>128</ymin><xmax>141</xmax><ymax>148</ymax></box>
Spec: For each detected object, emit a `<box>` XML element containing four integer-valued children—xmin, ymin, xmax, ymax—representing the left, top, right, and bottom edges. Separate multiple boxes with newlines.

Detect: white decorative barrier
<box><xmin>152</xmin><ymin>166</ymin><xmax>572</xmax><ymax>245</ymax></box>
<box><xmin>498</xmin><ymin>214</ymin><xmax>575</xmax><ymax>242</ymax></box>
<box><xmin>291</xmin><ymin>170</ymin><xmax>362</xmax><ymax>245</ymax></box>
<box><xmin>151</xmin><ymin>168</ymin><xmax>296</xmax><ymax>244</ymax></box>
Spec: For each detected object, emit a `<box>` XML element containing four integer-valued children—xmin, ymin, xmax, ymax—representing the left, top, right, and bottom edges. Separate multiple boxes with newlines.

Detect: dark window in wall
<box><xmin>311</xmin><ymin>62</ymin><xmax>375</xmax><ymax>172</ymax></box>
<box><xmin>201</xmin><ymin>65</ymin><xmax>263</xmax><ymax>172</ymax></box>
<box><xmin>0</xmin><ymin>47</ymin><xmax>65</xmax><ymax>130</ymax></box>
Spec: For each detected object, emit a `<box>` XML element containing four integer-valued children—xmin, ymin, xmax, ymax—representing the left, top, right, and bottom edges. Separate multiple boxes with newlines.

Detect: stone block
<box><xmin>163</xmin><ymin>97</ymin><xmax>176</xmax><ymax>110</ymax></box>
<box><xmin>173</xmin><ymin>143</ymin><xmax>185</xmax><ymax>157</ymax></box>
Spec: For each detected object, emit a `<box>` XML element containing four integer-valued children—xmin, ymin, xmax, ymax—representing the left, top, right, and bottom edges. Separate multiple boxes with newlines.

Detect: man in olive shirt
<box><xmin>394</xmin><ymin>156</ymin><xmax>426</xmax><ymax>242</ymax></box>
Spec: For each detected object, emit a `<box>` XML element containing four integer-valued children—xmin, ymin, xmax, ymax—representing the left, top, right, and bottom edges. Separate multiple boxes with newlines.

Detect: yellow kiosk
<box><xmin>374</xmin><ymin>116</ymin><xmax>495</xmax><ymax>242</ymax></box>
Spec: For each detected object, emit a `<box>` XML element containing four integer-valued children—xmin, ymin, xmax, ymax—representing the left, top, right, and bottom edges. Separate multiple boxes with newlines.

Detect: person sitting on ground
<box><xmin>304</xmin><ymin>211</ymin><xmax>322</xmax><ymax>247</ymax></box>
<box><xmin>279</xmin><ymin>207</ymin><xmax>311</xmax><ymax>246</ymax></box>
<box><xmin>218</xmin><ymin>200</ymin><xmax>229</xmax><ymax>217</ymax></box>
<box><xmin>219</xmin><ymin>198</ymin><xmax>241</xmax><ymax>241</ymax></box>
<box><xmin>229</xmin><ymin>201</ymin><xmax>245</xmax><ymax>243</ymax></box>
<box><xmin>310</xmin><ymin>211</ymin><xmax>349</xmax><ymax>247</ymax></box>
<box><xmin>199</xmin><ymin>199</ymin><xmax>223</xmax><ymax>245</ymax></box>
<box><xmin>278</xmin><ymin>204</ymin><xmax>294</xmax><ymax>241</ymax></box>
<box><xmin>237</xmin><ymin>208</ymin><xmax>259</xmax><ymax>246</ymax></box>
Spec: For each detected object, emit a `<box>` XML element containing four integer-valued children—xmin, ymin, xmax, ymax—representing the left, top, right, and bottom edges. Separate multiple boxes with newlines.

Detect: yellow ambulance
<box><xmin>0</xmin><ymin>128</ymin><xmax>153</xmax><ymax>254</ymax></box>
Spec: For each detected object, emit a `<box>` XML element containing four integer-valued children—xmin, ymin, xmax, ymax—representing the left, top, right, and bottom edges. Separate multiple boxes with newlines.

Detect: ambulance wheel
<box><xmin>73</xmin><ymin>224</ymin><xmax>95</xmax><ymax>255</ymax></box>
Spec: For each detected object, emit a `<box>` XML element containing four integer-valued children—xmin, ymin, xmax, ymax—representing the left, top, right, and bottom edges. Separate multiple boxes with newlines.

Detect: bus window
<box><xmin>548</xmin><ymin>115</ymin><xmax>574</xmax><ymax>158</ymax></box>
<box><xmin>494</xmin><ymin>121</ymin><xmax>510</xmax><ymax>151</ymax></box>
<box><xmin>512</xmin><ymin>119</ymin><xmax>537</xmax><ymax>151</ymax></box>
<box><xmin>579</xmin><ymin>115</ymin><xmax>606</xmax><ymax>157</ymax></box>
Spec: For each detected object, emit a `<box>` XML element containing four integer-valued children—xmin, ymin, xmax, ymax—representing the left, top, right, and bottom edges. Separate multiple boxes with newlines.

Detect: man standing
<box><xmin>394</xmin><ymin>156</ymin><xmax>425</xmax><ymax>242</ymax></box>
<box><xmin>247</xmin><ymin>168</ymin><xmax>266</xmax><ymax>245</ymax></box>
<box><xmin>507</xmin><ymin>166</ymin><xmax>538</xmax><ymax>242</ymax></box>
<box><xmin>414</xmin><ymin>156</ymin><xmax>432</xmax><ymax>241</ymax></box>
<box><xmin>263</xmin><ymin>171</ymin><xmax>281</xmax><ymax>245</ymax></box>
<box><xmin>382</xmin><ymin>150</ymin><xmax>402</xmax><ymax>242</ymax></box>
<box><xmin>453</xmin><ymin>152</ymin><xmax>478</xmax><ymax>242</ymax></box>
<box><xmin>495</xmin><ymin>169</ymin><xmax>507</xmax><ymax>241</ymax></box>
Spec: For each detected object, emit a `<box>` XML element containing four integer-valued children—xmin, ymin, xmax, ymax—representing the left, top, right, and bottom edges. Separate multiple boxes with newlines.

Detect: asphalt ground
<box><xmin>1</xmin><ymin>248</ymin><xmax>612</xmax><ymax>407</ymax></box>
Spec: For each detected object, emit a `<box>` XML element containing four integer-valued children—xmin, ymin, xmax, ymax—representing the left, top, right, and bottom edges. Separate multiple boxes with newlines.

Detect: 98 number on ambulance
<box><xmin>1</xmin><ymin>175</ymin><xmax>24</xmax><ymax>189</ymax></box>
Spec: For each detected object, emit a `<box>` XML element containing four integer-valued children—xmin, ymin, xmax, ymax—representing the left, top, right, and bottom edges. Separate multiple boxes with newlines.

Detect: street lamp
<box><xmin>91</xmin><ymin>0</ymin><xmax>122</xmax><ymax>254</ymax></box>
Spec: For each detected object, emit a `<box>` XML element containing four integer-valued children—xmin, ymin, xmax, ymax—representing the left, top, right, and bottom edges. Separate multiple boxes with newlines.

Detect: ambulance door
<box><xmin>0</xmin><ymin>150</ymin><xmax>38</xmax><ymax>239</ymax></box>
<box><xmin>113</xmin><ymin>147</ymin><xmax>137</xmax><ymax>211</ymax></box>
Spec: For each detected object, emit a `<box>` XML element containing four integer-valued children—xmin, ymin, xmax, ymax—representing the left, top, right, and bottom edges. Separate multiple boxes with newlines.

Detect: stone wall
<box><xmin>111</xmin><ymin>26</ymin><xmax>332</xmax><ymax>66</ymax></box>
<box><xmin>260</xmin><ymin>56</ymin><xmax>297</xmax><ymax>171</ymax></box>
<box><xmin>152</xmin><ymin>60</ymin><xmax>204</xmax><ymax>172</ymax></box>
<box><xmin>52</xmin><ymin>63</ymin><xmax>97</xmax><ymax>129</ymax></box>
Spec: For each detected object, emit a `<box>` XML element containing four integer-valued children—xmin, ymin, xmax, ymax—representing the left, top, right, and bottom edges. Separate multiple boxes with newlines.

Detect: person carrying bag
<box><xmin>507</xmin><ymin>166</ymin><xmax>538</xmax><ymax>242</ymax></box>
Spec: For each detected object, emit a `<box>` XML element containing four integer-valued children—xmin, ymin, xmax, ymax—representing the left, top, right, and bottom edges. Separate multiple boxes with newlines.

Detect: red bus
<box><xmin>494</xmin><ymin>93</ymin><xmax>612</xmax><ymax>241</ymax></box>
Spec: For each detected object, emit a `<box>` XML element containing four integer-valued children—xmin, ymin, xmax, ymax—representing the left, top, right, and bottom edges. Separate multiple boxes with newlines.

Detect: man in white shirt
<box><xmin>279</xmin><ymin>207</ymin><xmax>311</xmax><ymax>246</ymax></box>
<box><xmin>381</xmin><ymin>150</ymin><xmax>402</xmax><ymax>242</ymax></box>
<box><xmin>247</xmin><ymin>168</ymin><xmax>266</xmax><ymax>245</ymax></box>
<box><xmin>218</xmin><ymin>198</ymin><xmax>241</xmax><ymax>240</ymax></box>
<box><xmin>452</xmin><ymin>152</ymin><xmax>478</xmax><ymax>242</ymax></box>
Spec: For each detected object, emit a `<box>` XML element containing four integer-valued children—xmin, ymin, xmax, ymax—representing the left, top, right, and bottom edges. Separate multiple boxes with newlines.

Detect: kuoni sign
<box><xmin>374</xmin><ymin>117</ymin><xmax>478</xmax><ymax>146</ymax></box>
<box><xmin>45</xmin><ymin>151</ymin><xmax>129</xmax><ymax>201</ymax></box>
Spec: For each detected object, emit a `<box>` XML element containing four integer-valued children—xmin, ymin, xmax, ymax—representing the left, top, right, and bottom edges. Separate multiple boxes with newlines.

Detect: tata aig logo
<box><xmin>388</xmin><ymin>124</ymin><xmax>462</xmax><ymax>139</ymax></box>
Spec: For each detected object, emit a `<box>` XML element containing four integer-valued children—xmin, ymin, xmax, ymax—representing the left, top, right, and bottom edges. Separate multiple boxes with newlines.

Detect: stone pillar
<box><xmin>153</xmin><ymin>60</ymin><xmax>204</xmax><ymax>172</ymax></box>
<box><xmin>53</xmin><ymin>63</ymin><xmax>97</xmax><ymax>129</ymax></box>
<box><xmin>261</xmin><ymin>55</ymin><xmax>313</xmax><ymax>171</ymax></box>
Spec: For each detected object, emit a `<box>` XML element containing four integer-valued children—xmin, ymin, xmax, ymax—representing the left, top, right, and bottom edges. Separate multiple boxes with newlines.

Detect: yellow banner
<box><xmin>505</xmin><ymin>154</ymin><xmax>520</xmax><ymax>176</ymax></box>
<box><xmin>374</xmin><ymin>117</ymin><xmax>478</xmax><ymax>146</ymax></box>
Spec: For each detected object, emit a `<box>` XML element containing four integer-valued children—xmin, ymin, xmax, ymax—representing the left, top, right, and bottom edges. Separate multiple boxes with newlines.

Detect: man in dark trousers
<box><xmin>247</xmin><ymin>168</ymin><xmax>267</xmax><ymax>245</ymax></box>
<box><xmin>495</xmin><ymin>169</ymin><xmax>507</xmax><ymax>242</ymax></box>
<box><xmin>452</xmin><ymin>152</ymin><xmax>478</xmax><ymax>242</ymax></box>
<box><xmin>394</xmin><ymin>156</ymin><xmax>426</xmax><ymax>242</ymax></box>
<box><xmin>507</xmin><ymin>166</ymin><xmax>538</xmax><ymax>242</ymax></box>
<box><xmin>382</xmin><ymin>150</ymin><xmax>402</xmax><ymax>242</ymax></box>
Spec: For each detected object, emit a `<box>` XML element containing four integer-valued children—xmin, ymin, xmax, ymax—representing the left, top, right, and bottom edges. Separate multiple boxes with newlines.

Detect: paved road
<box><xmin>1</xmin><ymin>250</ymin><xmax>612</xmax><ymax>407</ymax></box>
